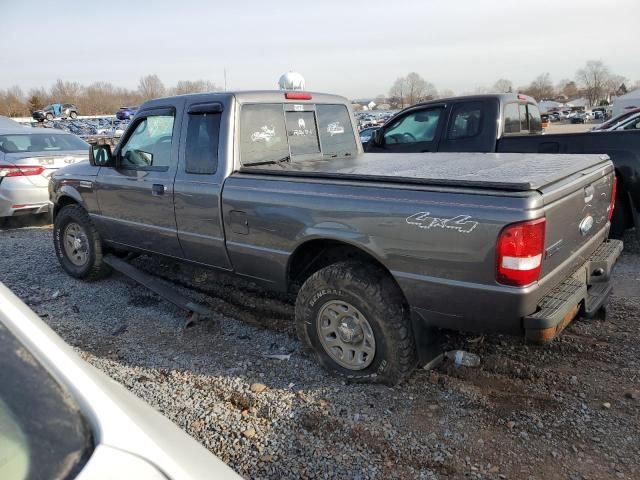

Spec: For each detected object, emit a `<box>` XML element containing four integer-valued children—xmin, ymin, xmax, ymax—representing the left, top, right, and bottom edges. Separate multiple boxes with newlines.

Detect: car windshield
<box><xmin>595</xmin><ymin>109</ymin><xmax>639</xmax><ymax>130</ymax></box>
<box><xmin>0</xmin><ymin>133</ymin><xmax>89</xmax><ymax>153</ymax></box>
<box><xmin>0</xmin><ymin>323</ymin><xmax>93</xmax><ymax>480</ymax></box>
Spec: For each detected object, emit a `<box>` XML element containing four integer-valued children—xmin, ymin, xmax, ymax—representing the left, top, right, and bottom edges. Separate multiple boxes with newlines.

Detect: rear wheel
<box><xmin>53</xmin><ymin>205</ymin><xmax>111</xmax><ymax>280</ymax></box>
<box><xmin>70</xmin><ymin>111</ymin><xmax>78</xmax><ymax>119</ymax></box>
<box><xmin>295</xmin><ymin>261</ymin><xmax>417</xmax><ymax>384</ymax></box>
<box><xmin>45</xmin><ymin>113</ymin><xmax>54</xmax><ymax>121</ymax></box>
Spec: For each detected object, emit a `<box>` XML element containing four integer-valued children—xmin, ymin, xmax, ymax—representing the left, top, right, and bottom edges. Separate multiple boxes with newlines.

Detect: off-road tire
<box><xmin>45</xmin><ymin>113</ymin><xmax>54</xmax><ymax>121</ymax></box>
<box><xmin>70</xmin><ymin>111</ymin><xmax>78</xmax><ymax>119</ymax></box>
<box><xmin>53</xmin><ymin>205</ymin><xmax>111</xmax><ymax>280</ymax></box>
<box><xmin>295</xmin><ymin>261</ymin><xmax>417</xmax><ymax>385</ymax></box>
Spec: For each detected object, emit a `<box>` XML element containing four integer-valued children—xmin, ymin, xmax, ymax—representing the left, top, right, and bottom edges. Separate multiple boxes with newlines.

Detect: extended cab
<box><xmin>365</xmin><ymin>93</ymin><xmax>640</xmax><ymax>242</ymax></box>
<box><xmin>50</xmin><ymin>91</ymin><xmax>622</xmax><ymax>384</ymax></box>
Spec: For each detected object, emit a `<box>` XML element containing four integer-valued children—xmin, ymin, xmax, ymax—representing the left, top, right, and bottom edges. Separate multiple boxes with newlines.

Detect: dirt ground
<box><xmin>1</xmin><ymin>216</ymin><xmax>639</xmax><ymax>479</ymax></box>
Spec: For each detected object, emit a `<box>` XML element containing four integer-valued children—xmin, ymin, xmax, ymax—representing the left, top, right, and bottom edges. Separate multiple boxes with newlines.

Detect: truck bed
<box><xmin>241</xmin><ymin>152</ymin><xmax>610</xmax><ymax>192</ymax></box>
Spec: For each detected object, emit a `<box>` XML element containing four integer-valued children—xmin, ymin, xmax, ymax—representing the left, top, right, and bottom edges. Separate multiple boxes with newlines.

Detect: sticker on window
<box><xmin>326</xmin><ymin>122</ymin><xmax>345</xmax><ymax>136</ymax></box>
<box><xmin>251</xmin><ymin>125</ymin><xmax>275</xmax><ymax>142</ymax></box>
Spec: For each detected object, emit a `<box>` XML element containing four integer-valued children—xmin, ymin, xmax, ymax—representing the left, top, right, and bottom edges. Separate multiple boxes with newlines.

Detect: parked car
<box><xmin>0</xmin><ymin>282</ymin><xmax>240</xmax><ymax>479</ymax></box>
<box><xmin>612</xmin><ymin>112</ymin><xmax>640</xmax><ymax>131</ymax></box>
<box><xmin>32</xmin><ymin>103</ymin><xmax>79</xmax><ymax>122</ymax></box>
<box><xmin>0</xmin><ymin>127</ymin><xmax>88</xmax><ymax>221</ymax></box>
<box><xmin>49</xmin><ymin>90</ymin><xmax>622</xmax><ymax>384</ymax></box>
<box><xmin>365</xmin><ymin>93</ymin><xmax>640</xmax><ymax>242</ymax></box>
<box><xmin>570</xmin><ymin>114</ymin><xmax>586</xmax><ymax>124</ymax></box>
<box><xmin>593</xmin><ymin>107</ymin><xmax>640</xmax><ymax>131</ymax></box>
<box><xmin>116</xmin><ymin>106</ymin><xmax>138</xmax><ymax>120</ymax></box>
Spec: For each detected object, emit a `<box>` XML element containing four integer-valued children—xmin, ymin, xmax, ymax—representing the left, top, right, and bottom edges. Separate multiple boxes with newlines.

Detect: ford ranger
<box><xmin>365</xmin><ymin>93</ymin><xmax>640</xmax><ymax>242</ymax></box>
<box><xmin>49</xmin><ymin>91</ymin><xmax>622</xmax><ymax>384</ymax></box>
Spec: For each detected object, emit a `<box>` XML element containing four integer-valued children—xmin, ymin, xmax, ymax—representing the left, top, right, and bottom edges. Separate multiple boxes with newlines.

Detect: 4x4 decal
<box><xmin>406</xmin><ymin>212</ymin><xmax>478</xmax><ymax>234</ymax></box>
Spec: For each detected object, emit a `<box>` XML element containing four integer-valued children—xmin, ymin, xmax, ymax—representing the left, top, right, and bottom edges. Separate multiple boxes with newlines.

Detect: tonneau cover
<box><xmin>241</xmin><ymin>152</ymin><xmax>611</xmax><ymax>191</ymax></box>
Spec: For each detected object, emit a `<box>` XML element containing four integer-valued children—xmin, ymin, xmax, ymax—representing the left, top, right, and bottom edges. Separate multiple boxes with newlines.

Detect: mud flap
<box><xmin>103</xmin><ymin>254</ymin><xmax>213</xmax><ymax>328</ymax></box>
<box><xmin>410</xmin><ymin>312</ymin><xmax>444</xmax><ymax>368</ymax></box>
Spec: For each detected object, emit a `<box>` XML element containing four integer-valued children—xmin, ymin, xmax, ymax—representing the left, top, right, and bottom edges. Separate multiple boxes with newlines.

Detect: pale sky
<box><xmin>2</xmin><ymin>0</ymin><xmax>639</xmax><ymax>99</ymax></box>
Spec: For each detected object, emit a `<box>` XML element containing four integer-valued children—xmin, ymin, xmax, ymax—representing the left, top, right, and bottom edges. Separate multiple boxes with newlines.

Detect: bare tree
<box><xmin>388</xmin><ymin>77</ymin><xmax>406</xmax><ymax>107</ymax></box>
<box><xmin>524</xmin><ymin>73</ymin><xmax>554</xmax><ymax>101</ymax></box>
<box><xmin>138</xmin><ymin>74</ymin><xmax>166</xmax><ymax>100</ymax></box>
<box><xmin>605</xmin><ymin>74</ymin><xmax>627</xmax><ymax>99</ymax></box>
<box><xmin>576</xmin><ymin>60</ymin><xmax>611</xmax><ymax>106</ymax></box>
<box><xmin>438</xmin><ymin>88</ymin><xmax>455</xmax><ymax>98</ymax></box>
<box><xmin>50</xmin><ymin>79</ymin><xmax>82</xmax><ymax>104</ymax></box>
<box><xmin>0</xmin><ymin>86</ymin><xmax>27</xmax><ymax>117</ymax></box>
<box><xmin>556</xmin><ymin>79</ymin><xmax>579</xmax><ymax>99</ymax></box>
<box><xmin>171</xmin><ymin>80</ymin><xmax>218</xmax><ymax>95</ymax></box>
<box><xmin>492</xmin><ymin>79</ymin><xmax>513</xmax><ymax>93</ymax></box>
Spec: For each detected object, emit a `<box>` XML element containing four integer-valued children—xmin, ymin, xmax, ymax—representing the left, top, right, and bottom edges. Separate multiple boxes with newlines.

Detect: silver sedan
<box><xmin>0</xmin><ymin>128</ymin><xmax>89</xmax><ymax>219</ymax></box>
<box><xmin>0</xmin><ymin>282</ymin><xmax>241</xmax><ymax>479</ymax></box>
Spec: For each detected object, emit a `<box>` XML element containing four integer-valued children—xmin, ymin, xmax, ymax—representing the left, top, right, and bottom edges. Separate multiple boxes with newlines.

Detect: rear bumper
<box><xmin>523</xmin><ymin>239</ymin><xmax>623</xmax><ymax>343</ymax></box>
<box><xmin>0</xmin><ymin>179</ymin><xmax>50</xmax><ymax>217</ymax></box>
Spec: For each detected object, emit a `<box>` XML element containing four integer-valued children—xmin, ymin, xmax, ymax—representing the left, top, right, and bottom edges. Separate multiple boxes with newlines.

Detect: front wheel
<box><xmin>70</xmin><ymin>111</ymin><xmax>78</xmax><ymax>119</ymax></box>
<box><xmin>295</xmin><ymin>261</ymin><xmax>417</xmax><ymax>384</ymax></box>
<box><xmin>45</xmin><ymin>113</ymin><xmax>54</xmax><ymax>121</ymax></box>
<box><xmin>53</xmin><ymin>205</ymin><xmax>111</xmax><ymax>280</ymax></box>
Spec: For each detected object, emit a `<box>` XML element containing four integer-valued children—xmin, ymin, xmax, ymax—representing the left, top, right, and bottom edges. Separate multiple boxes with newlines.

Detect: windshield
<box><xmin>0</xmin><ymin>133</ymin><xmax>89</xmax><ymax>153</ymax></box>
<box><xmin>0</xmin><ymin>324</ymin><xmax>93</xmax><ymax>479</ymax></box>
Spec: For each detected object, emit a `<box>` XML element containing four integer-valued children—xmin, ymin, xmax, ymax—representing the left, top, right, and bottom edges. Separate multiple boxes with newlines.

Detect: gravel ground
<box><xmin>1</xmin><ymin>218</ymin><xmax>639</xmax><ymax>480</ymax></box>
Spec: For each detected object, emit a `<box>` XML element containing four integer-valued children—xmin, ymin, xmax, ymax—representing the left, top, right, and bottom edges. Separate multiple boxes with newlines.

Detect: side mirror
<box><xmin>89</xmin><ymin>144</ymin><xmax>113</xmax><ymax>167</ymax></box>
<box><xmin>372</xmin><ymin>129</ymin><xmax>385</xmax><ymax>146</ymax></box>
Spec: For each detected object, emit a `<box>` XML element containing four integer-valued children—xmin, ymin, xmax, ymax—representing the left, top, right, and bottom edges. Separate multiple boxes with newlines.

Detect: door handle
<box><xmin>152</xmin><ymin>184</ymin><xmax>166</xmax><ymax>196</ymax></box>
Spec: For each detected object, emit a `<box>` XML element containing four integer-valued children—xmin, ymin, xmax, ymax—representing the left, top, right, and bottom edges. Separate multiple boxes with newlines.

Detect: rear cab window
<box><xmin>239</xmin><ymin>103</ymin><xmax>357</xmax><ymax>165</ymax></box>
<box><xmin>503</xmin><ymin>102</ymin><xmax>542</xmax><ymax>135</ymax></box>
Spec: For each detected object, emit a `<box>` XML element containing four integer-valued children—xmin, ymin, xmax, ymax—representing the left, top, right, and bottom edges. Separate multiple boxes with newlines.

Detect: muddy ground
<box><xmin>0</xmin><ymin>217</ymin><xmax>638</xmax><ymax>479</ymax></box>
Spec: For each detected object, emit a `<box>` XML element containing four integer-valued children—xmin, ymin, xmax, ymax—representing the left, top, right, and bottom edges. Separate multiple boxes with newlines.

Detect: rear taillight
<box><xmin>496</xmin><ymin>218</ymin><xmax>546</xmax><ymax>287</ymax></box>
<box><xmin>608</xmin><ymin>175</ymin><xmax>617</xmax><ymax>221</ymax></box>
<box><xmin>0</xmin><ymin>165</ymin><xmax>45</xmax><ymax>177</ymax></box>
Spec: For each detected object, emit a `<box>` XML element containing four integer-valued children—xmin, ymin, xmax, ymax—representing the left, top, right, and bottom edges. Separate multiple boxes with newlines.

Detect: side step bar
<box><xmin>103</xmin><ymin>254</ymin><xmax>213</xmax><ymax>326</ymax></box>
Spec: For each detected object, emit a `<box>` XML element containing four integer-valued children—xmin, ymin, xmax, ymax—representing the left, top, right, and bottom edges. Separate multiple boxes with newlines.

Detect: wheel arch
<box><xmin>287</xmin><ymin>237</ymin><xmax>409</xmax><ymax>306</ymax></box>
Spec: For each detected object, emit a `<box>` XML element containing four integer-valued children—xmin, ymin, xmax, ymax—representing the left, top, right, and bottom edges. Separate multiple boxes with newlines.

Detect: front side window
<box><xmin>384</xmin><ymin>108</ymin><xmax>442</xmax><ymax>144</ymax></box>
<box><xmin>120</xmin><ymin>114</ymin><xmax>175</xmax><ymax>168</ymax></box>
<box><xmin>622</xmin><ymin>117</ymin><xmax>640</xmax><ymax>130</ymax></box>
<box><xmin>316</xmin><ymin>104</ymin><xmax>357</xmax><ymax>157</ymax></box>
<box><xmin>503</xmin><ymin>103</ymin><xmax>520</xmax><ymax>134</ymax></box>
<box><xmin>448</xmin><ymin>103</ymin><xmax>483</xmax><ymax>140</ymax></box>
<box><xmin>185</xmin><ymin>113</ymin><xmax>220</xmax><ymax>174</ymax></box>
<box><xmin>240</xmin><ymin>104</ymin><xmax>289</xmax><ymax>165</ymax></box>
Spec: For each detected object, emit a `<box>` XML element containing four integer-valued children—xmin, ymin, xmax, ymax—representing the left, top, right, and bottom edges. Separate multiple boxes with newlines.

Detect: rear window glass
<box><xmin>240</xmin><ymin>104</ymin><xmax>289</xmax><ymax>165</ymax></box>
<box><xmin>503</xmin><ymin>103</ymin><xmax>520</xmax><ymax>134</ymax></box>
<box><xmin>0</xmin><ymin>134</ymin><xmax>89</xmax><ymax>153</ymax></box>
<box><xmin>284</xmin><ymin>111</ymin><xmax>320</xmax><ymax>156</ymax></box>
<box><xmin>240</xmin><ymin>103</ymin><xmax>357</xmax><ymax>165</ymax></box>
<box><xmin>316</xmin><ymin>104</ymin><xmax>357</xmax><ymax>156</ymax></box>
<box><xmin>528</xmin><ymin>105</ymin><xmax>542</xmax><ymax>132</ymax></box>
<box><xmin>519</xmin><ymin>104</ymin><xmax>528</xmax><ymax>131</ymax></box>
<box><xmin>185</xmin><ymin>112</ymin><xmax>220</xmax><ymax>174</ymax></box>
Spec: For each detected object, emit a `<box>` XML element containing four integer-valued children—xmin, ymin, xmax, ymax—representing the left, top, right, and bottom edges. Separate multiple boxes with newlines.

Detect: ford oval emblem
<box><xmin>579</xmin><ymin>215</ymin><xmax>594</xmax><ymax>236</ymax></box>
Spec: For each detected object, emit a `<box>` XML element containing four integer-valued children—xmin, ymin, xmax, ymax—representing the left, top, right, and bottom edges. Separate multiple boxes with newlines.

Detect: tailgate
<box><xmin>539</xmin><ymin>161</ymin><xmax>614</xmax><ymax>278</ymax></box>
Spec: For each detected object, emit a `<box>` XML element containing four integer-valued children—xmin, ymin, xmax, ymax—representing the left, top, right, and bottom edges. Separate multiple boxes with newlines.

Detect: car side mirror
<box><xmin>372</xmin><ymin>129</ymin><xmax>385</xmax><ymax>146</ymax></box>
<box><xmin>89</xmin><ymin>144</ymin><xmax>113</xmax><ymax>167</ymax></box>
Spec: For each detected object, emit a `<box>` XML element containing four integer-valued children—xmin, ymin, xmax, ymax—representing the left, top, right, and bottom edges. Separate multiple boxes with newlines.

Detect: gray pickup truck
<box><xmin>49</xmin><ymin>91</ymin><xmax>622</xmax><ymax>384</ymax></box>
